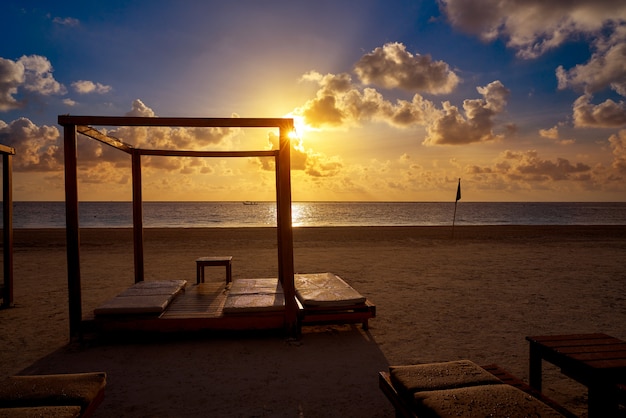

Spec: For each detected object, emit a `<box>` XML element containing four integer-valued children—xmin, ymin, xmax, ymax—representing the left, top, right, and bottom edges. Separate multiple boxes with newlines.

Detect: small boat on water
<box><xmin>242</xmin><ymin>201</ymin><xmax>258</xmax><ymax>205</ymax></box>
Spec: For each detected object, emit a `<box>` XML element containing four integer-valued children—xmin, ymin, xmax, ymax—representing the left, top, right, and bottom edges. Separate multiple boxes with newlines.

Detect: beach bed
<box><xmin>295</xmin><ymin>273</ymin><xmax>376</xmax><ymax>329</ymax></box>
<box><xmin>0</xmin><ymin>372</ymin><xmax>106</xmax><ymax>418</ymax></box>
<box><xmin>87</xmin><ymin>273</ymin><xmax>374</xmax><ymax>335</ymax></box>
<box><xmin>379</xmin><ymin>360</ymin><xmax>573</xmax><ymax>417</ymax></box>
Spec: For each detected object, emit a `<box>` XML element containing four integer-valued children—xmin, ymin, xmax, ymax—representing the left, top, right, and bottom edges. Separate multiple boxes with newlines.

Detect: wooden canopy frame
<box><xmin>58</xmin><ymin>116</ymin><xmax>296</xmax><ymax>337</ymax></box>
<box><xmin>1</xmin><ymin>144</ymin><xmax>15</xmax><ymax>308</ymax></box>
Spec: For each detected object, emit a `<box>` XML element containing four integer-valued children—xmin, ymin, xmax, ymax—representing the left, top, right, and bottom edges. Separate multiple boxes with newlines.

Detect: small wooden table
<box><xmin>196</xmin><ymin>256</ymin><xmax>232</xmax><ymax>284</ymax></box>
<box><xmin>526</xmin><ymin>333</ymin><xmax>626</xmax><ymax>417</ymax></box>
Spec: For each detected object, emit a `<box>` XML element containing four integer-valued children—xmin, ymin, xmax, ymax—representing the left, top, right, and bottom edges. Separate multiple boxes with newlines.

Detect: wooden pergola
<box><xmin>1</xmin><ymin>144</ymin><xmax>15</xmax><ymax>309</ymax></box>
<box><xmin>58</xmin><ymin>116</ymin><xmax>296</xmax><ymax>338</ymax></box>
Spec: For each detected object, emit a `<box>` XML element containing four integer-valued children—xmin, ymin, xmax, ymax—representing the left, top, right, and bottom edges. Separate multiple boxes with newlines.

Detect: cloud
<box><xmin>572</xmin><ymin>94</ymin><xmax>626</xmax><ymax>128</ymax></box>
<box><xmin>52</xmin><ymin>16</ymin><xmax>80</xmax><ymax>27</ymax></box>
<box><xmin>539</xmin><ymin>126</ymin><xmax>559</xmax><ymax>140</ymax></box>
<box><xmin>423</xmin><ymin>80</ymin><xmax>510</xmax><ymax>145</ymax></box>
<box><xmin>71</xmin><ymin>80</ymin><xmax>112</xmax><ymax>94</ymax></box>
<box><xmin>18</xmin><ymin>55</ymin><xmax>66</xmax><ymax>95</ymax></box>
<box><xmin>440</xmin><ymin>0</ymin><xmax>626</xmax><ymax>59</ymax></box>
<box><xmin>609</xmin><ymin>129</ymin><xmax>626</xmax><ymax>174</ymax></box>
<box><xmin>468</xmin><ymin>150</ymin><xmax>592</xmax><ymax>183</ymax></box>
<box><xmin>296</xmin><ymin>68</ymin><xmax>510</xmax><ymax>146</ymax></box>
<box><xmin>0</xmin><ymin>117</ymin><xmax>62</xmax><ymax>171</ymax></box>
<box><xmin>539</xmin><ymin>125</ymin><xmax>575</xmax><ymax>145</ymax></box>
<box><xmin>126</xmin><ymin>99</ymin><xmax>156</xmax><ymax>117</ymax></box>
<box><xmin>556</xmin><ymin>26</ymin><xmax>626</xmax><ymax>96</ymax></box>
<box><xmin>353</xmin><ymin>42</ymin><xmax>460</xmax><ymax>94</ymax></box>
<box><xmin>0</xmin><ymin>55</ymin><xmax>65</xmax><ymax>111</ymax></box>
<box><xmin>294</xmin><ymin>42</ymin><xmax>461</xmax><ymax>129</ymax></box>
<box><xmin>295</xmin><ymin>71</ymin><xmax>436</xmax><ymax>129</ymax></box>
<box><xmin>0</xmin><ymin>57</ymin><xmax>24</xmax><ymax>111</ymax></box>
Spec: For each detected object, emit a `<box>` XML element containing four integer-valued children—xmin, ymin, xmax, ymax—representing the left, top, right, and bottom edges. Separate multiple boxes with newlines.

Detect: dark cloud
<box><xmin>440</xmin><ymin>0</ymin><xmax>626</xmax><ymax>58</ymax></box>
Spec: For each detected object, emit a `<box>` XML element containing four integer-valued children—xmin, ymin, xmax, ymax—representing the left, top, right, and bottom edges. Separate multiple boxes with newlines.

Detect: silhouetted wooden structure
<box><xmin>1</xmin><ymin>143</ymin><xmax>15</xmax><ymax>309</ymax></box>
<box><xmin>58</xmin><ymin>116</ymin><xmax>296</xmax><ymax>338</ymax></box>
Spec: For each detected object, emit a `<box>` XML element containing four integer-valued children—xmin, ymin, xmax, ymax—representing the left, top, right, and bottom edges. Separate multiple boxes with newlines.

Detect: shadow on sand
<box><xmin>21</xmin><ymin>326</ymin><xmax>393</xmax><ymax>417</ymax></box>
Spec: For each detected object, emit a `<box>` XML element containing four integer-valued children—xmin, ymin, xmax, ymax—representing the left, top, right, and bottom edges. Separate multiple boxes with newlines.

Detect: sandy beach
<box><xmin>1</xmin><ymin>225</ymin><xmax>626</xmax><ymax>417</ymax></box>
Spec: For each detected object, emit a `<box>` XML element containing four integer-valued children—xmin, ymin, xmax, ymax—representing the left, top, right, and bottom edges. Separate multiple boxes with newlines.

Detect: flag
<box><xmin>455</xmin><ymin>178</ymin><xmax>461</xmax><ymax>201</ymax></box>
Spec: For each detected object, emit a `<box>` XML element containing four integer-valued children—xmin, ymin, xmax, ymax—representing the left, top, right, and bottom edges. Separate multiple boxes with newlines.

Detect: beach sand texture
<box><xmin>1</xmin><ymin>225</ymin><xmax>625</xmax><ymax>417</ymax></box>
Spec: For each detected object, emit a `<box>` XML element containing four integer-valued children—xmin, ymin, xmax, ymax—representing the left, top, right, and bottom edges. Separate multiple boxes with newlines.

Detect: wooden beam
<box><xmin>2</xmin><ymin>152</ymin><xmax>14</xmax><ymax>308</ymax></box>
<box><xmin>131</xmin><ymin>150</ymin><xmax>144</xmax><ymax>283</ymax></box>
<box><xmin>63</xmin><ymin>124</ymin><xmax>82</xmax><ymax>338</ymax></box>
<box><xmin>275</xmin><ymin>122</ymin><xmax>297</xmax><ymax>336</ymax></box>
<box><xmin>60</xmin><ymin>115</ymin><xmax>293</xmax><ymax>129</ymax></box>
<box><xmin>139</xmin><ymin>149</ymin><xmax>277</xmax><ymax>158</ymax></box>
<box><xmin>0</xmin><ymin>145</ymin><xmax>15</xmax><ymax>155</ymax></box>
<box><xmin>77</xmin><ymin>125</ymin><xmax>133</xmax><ymax>154</ymax></box>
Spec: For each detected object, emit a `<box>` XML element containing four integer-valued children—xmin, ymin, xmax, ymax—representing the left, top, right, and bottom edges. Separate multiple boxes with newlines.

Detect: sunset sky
<box><xmin>1</xmin><ymin>1</ymin><xmax>626</xmax><ymax>202</ymax></box>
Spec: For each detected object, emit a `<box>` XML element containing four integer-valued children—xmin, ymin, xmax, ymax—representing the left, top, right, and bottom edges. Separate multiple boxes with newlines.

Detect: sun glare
<box><xmin>286</xmin><ymin>114</ymin><xmax>310</xmax><ymax>140</ymax></box>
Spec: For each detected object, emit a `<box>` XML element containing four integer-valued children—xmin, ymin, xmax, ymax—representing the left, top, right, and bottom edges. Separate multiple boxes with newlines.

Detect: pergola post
<box><xmin>1</xmin><ymin>146</ymin><xmax>15</xmax><ymax>308</ymax></box>
<box><xmin>62</xmin><ymin>124</ymin><xmax>82</xmax><ymax>338</ymax></box>
<box><xmin>131</xmin><ymin>149</ymin><xmax>144</xmax><ymax>283</ymax></box>
<box><xmin>276</xmin><ymin>122</ymin><xmax>297</xmax><ymax>335</ymax></box>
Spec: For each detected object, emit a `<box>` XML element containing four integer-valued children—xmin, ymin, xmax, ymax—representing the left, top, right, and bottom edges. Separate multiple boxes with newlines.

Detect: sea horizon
<box><xmin>4</xmin><ymin>201</ymin><xmax>626</xmax><ymax>229</ymax></box>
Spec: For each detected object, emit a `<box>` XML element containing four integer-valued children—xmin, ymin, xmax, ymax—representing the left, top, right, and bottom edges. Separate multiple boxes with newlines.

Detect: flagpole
<box><xmin>452</xmin><ymin>178</ymin><xmax>461</xmax><ymax>238</ymax></box>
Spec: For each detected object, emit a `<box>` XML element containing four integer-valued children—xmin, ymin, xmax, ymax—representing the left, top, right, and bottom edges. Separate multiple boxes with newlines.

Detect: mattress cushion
<box><xmin>294</xmin><ymin>273</ymin><xmax>366</xmax><ymax>307</ymax></box>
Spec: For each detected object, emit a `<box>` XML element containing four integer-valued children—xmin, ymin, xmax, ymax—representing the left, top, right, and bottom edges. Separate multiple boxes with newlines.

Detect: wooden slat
<box><xmin>527</xmin><ymin>333</ymin><xmax>610</xmax><ymax>343</ymax></box>
<box><xmin>160</xmin><ymin>283</ymin><xmax>227</xmax><ymax>319</ymax></box>
<box><xmin>558</xmin><ymin>343</ymin><xmax>626</xmax><ymax>354</ymax></box>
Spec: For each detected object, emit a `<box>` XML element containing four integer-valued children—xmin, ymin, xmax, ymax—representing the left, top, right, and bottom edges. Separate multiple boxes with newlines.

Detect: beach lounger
<box><xmin>94</xmin><ymin>280</ymin><xmax>187</xmax><ymax>316</ymax></box>
<box><xmin>223</xmin><ymin>278</ymin><xmax>285</xmax><ymax>314</ymax></box>
<box><xmin>379</xmin><ymin>360</ymin><xmax>572</xmax><ymax>417</ymax></box>
<box><xmin>294</xmin><ymin>273</ymin><xmax>375</xmax><ymax>329</ymax></box>
<box><xmin>0</xmin><ymin>372</ymin><xmax>106</xmax><ymax>418</ymax></box>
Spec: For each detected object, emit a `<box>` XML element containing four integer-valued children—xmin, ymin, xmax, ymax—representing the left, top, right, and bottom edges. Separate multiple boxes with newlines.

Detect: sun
<box><xmin>285</xmin><ymin>114</ymin><xmax>310</xmax><ymax>140</ymax></box>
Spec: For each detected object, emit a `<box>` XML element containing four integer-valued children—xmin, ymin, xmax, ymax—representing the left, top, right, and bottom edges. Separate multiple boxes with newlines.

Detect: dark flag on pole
<box><xmin>452</xmin><ymin>178</ymin><xmax>461</xmax><ymax>238</ymax></box>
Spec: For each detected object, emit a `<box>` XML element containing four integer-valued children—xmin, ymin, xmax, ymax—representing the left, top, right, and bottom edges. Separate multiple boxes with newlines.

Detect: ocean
<box><xmin>5</xmin><ymin>201</ymin><xmax>626</xmax><ymax>228</ymax></box>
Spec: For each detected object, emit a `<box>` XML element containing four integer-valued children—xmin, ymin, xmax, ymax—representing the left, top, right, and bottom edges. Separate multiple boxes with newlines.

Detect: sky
<box><xmin>1</xmin><ymin>0</ymin><xmax>626</xmax><ymax>202</ymax></box>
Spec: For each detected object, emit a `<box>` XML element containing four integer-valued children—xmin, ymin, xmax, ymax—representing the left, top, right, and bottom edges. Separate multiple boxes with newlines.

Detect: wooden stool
<box><xmin>196</xmin><ymin>256</ymin><xmax>233</xmax><ymax>284</ymax></box>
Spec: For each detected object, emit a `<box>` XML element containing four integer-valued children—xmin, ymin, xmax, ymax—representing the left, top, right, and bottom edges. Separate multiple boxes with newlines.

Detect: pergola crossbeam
<box><xmin>77</xmin><ymin>125</ymin><xmax>133</xmax><ymax>153</ymax></box>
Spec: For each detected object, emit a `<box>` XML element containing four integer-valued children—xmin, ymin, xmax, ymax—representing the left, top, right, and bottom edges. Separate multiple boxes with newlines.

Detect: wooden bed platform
<box><xmin>83</xmin><ymin>274</ymin><xmax>375</xmax><ymax>335</ymax></box>
<box><xmin>84</xmin><ymin>281</ymin><xmax>286</xmax><ymax>334</ymax></box>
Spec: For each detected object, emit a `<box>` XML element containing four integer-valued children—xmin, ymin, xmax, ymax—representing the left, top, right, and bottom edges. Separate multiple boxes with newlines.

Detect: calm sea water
<box><xmin>5</xmin><ymin>201</ymin><xmax>626</xmax><ymax>228</ymax></box>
